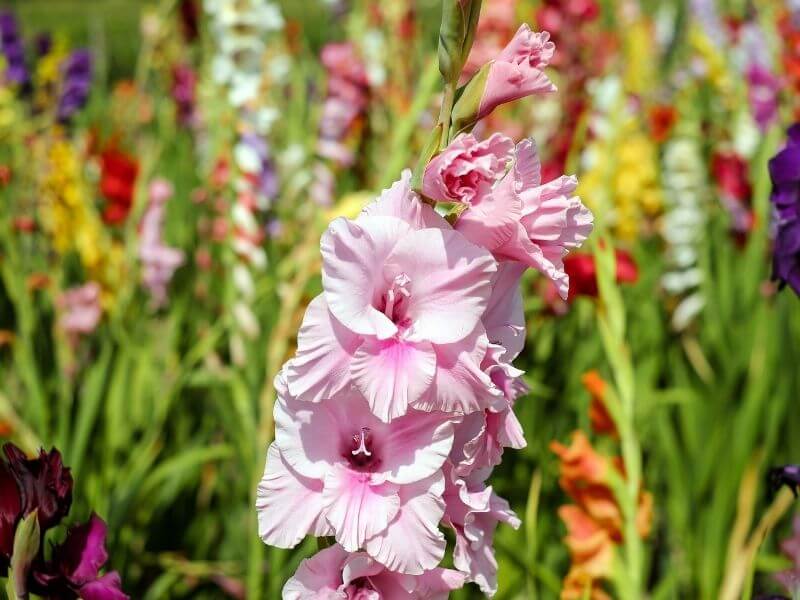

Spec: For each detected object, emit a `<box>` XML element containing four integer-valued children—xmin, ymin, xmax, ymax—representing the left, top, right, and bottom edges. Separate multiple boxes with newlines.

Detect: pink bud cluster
<box><xmin>257</xmin><ymin>24</ymin><xmax>593</xmax><ymax>599</ymax></box>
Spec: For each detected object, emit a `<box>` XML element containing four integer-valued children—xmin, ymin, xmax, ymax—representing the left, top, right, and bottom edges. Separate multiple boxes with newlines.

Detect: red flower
<box><xmin>99</xmin><ymin>149</ymin><xmax>139</xmax><ymax>225</ymax></box>
<box><xmin>648</xmin><ymin>105</ymin><xmax>677</xmax><ymax>143</ymax></box>
<box><xmin>712</xmin><ymin>152</ymin><xmax>751</xmax><ymax>202</ymax></box>
<box><xmin>564</xmin><ymin>250</ymin><xmax>638</xmax><ymax>300</ymax></box>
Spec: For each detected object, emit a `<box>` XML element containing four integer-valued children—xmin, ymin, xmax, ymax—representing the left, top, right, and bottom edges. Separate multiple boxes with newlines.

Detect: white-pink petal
<box><xmin>323</xmin><ymin>466</ymin><xmax>401</xmax><ymax>552</ymax></box>
<box><xmin>385</xmin><ymin>228</ymin><xmax>496</xmax><ymax>345</ymax></box>
<box><xmin>360</xmin><ymin>170</ymin><xmax>449</xmax><ymax>231</ymax></box>
<box><xmin>256</xmin><ymin>445</ymin><xmax>327</xmax><ymax>549</ymax></box>
<box><xmin>282</xmin><ymin>544</ymin><xmax>349</xmax><ymax>600</ymax></box>
<box><xmin>351</xmin><ymin>338</ymin><xmax>436</xmax><ymax>422</ymax></box>
<box><xmin>364</xmin><ymin>472</ymin><xmax>447</xmax><ymax>575</ymax></box>
<box><xmin>376</xmin><ymin>410</ymin><xmax>454</xmax><ymax>485</ymax></box>
<box><xmin>286</xmin><ymin>294</ymin><xmax>361</xmax><ymax>403</ymax></box>
<box><xmin>321</xmin><ymin>216</ymin><xmax>412</xmax><ymax>339</ymax></box>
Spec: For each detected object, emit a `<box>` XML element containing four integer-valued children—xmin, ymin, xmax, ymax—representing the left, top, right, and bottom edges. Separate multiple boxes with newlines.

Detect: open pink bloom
<box><xmin>422</xmin><ymin>133</ymin><xmax>514</xmax><ymax>204</ymax></box>
<box><xmin>455</xmin><ymin>139</ymin><xmax>593</xmax><ymax>299</ymax></box>
<box><xmin>286</xmin><ymin>172</ymin><xmax>501</xmax><ymax>421</ymax></box>
<box><xmin>257</xmin><ymin>378</ymin><xmax>453</xmax><ymax>574</ymax></box>
<box><xmin>442</xmin><ymin>465</ymin><xmax>520</xmax><ymax>596</ymax></box>
<box><xmin>475</xmin><ymin>25</ymin><xmax>557</xmax><ymax>122</ymax></box>
<box><xmin>284</xmin><ymin>544</ymin><xmax>466</xmax><ymax>599</ymax></box>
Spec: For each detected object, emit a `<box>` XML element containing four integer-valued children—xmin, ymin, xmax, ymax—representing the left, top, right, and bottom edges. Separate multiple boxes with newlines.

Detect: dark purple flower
<box><xmin>0</xmin><ymin>11</ymin><xmax>28</xmax><ymax>85</ymax></box>
<box><xmin>33</xmin><ymin>32</ymin><xmax>52</xmax><ymax>57</ymax></box>
<box><xmin>0</xmin><ymin>459</ymin><xmax>21</xmax><ymax>575</ymax></box>
<box><xmin>768</xmin><ymin>126</ymin><xmax>800</xmax><ymax>296</ymax></box>
<box><xmin>4</xmin><ymin>444</ymin><xmax>73</xmax><ymax>532</ymax></box>
<box><xmin>32</xmin><ymin>514</ymin><xmax>128</xmax><ymax>600</ymax></box>
<box><xmin>57</xmin><ymin>49</ymin><xmax>93</xmax><ymax>122</ymax></box>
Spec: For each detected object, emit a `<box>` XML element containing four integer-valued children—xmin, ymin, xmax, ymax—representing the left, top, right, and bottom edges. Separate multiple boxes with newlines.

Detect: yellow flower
<box><xmin>38</xmin><ymin>137</ymin><xmax>125</xmax><ymax>309</ymax></box>
<box><xmin>579</xmin><ymin>119</ymin><xmax>662</xmax><ymax>241</ymax></box>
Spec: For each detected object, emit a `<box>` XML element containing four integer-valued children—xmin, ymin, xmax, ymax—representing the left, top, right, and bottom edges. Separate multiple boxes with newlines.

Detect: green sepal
<box><xmin>450</xmin><ymin>63</ymin><xmax>490</xmax><ymax>136</ymax></box>
<box><xmin>411</xmin><ymin>124</ymin><xmax>444</xmax><ymax>193</ymax></box>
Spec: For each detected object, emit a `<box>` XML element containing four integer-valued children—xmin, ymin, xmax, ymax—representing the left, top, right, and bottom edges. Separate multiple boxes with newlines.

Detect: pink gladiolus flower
<box><xmin>442</xmin><ymin>465</ymin><xmax>520</xmax><ymax>596</ymax></box>
<box><xmin>285</xmin><ymin>172</ymin><xmax>502</xmax><ymax>421</ymax></box>
<box><xmin>257</xmin><ymin>376</ymin><xmax>454</xmax><ymax>574</ymax></box>
<box><xmin>422</xmin><ymin>133</ymin><xmax>514</xmax><ymax>204</ymax></box>
<box><xmin>283</xmin><ymin>544</ymin><xmax>466</xmax><ymax>599</ymax></box>
<box><xmin>475</xmin><ymin>25</ymin><xmax>557</xmax><ymax>122</ymax></box>
<box><xmin>454</xmin><ymin>138</ymin><xmax>593</xmax><ymax>299</ymax></box>
<box><xmin>450</xmin><ymin>264</ymin><xmax>528</xmax><ymax>476</ymax></box>
<box><xmin>139</xmin><ymin>179</ymin><xmax>185</xmax><ymax>307</ymax></box>
<box><xmin>57</xmin><ymin>282</ymin><xmax>102</xmax><ymax>337</ymax></box>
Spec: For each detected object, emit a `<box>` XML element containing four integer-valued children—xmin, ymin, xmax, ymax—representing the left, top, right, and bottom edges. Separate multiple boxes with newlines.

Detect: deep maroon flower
<box><xmin>4</xmin><ymin>444</ymin><xmax>73</xmax><ymax>532</ymax></box>
<box><xmin>768</xmin><ymin>124</ymin><xmax>800</xmax><ymax>295</ymax></box>
<box><xmin>32</xmin><ymin>514</ymin><xmax>128</xmax><ymax>600</ymax></box>
<box><xmin>0</xmin><ymin>459</ymin><xmax>21</xmax><ymax>575</ymax></box>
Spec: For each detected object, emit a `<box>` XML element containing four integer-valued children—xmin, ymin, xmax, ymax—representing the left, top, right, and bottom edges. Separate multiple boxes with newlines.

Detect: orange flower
<box><xmin>582</xmin><ymin>370</ymin><xmax>617</xmax><ymax>437</ymax></box>
<box><xmin>551</xmin><ymin>432</ymin><xmax>623</xmax><ymax>534</ymax></box>
<box><xmin>0</xmin><ymin>420</ymin><xmax>12</xmax><ymax>437</ymax></box>
<box><xmin>553</xmin><ymin>431</ymin><xmax>653</xmax><ymax>597</ymax></box>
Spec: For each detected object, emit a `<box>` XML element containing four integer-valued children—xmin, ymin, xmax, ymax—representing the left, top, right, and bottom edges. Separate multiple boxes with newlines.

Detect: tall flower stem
<box><xmin>594</xmin><ymin>237</ymin><xmax>645</xmax><ymax>599</ymax></box>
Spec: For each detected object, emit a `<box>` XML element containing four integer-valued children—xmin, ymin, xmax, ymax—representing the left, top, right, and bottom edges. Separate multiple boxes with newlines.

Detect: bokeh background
<box><xmin>1</xmin><ymin>0</ymin><xmax>799</xmax><ymax>598</ymax></box>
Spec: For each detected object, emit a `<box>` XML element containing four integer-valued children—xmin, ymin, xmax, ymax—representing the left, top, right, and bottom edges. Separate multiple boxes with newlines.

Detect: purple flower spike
<box><xmin>57</xmin><ymin>49</ymin><xmax>93</xmax><ymax>122</ymax></box>
<box><xmin>768</xmin><ymin>127</ymin><xmax>800</xmax><ymax>296</ymax></box>
<box><xmin>0</xmin><ymin>11</ymin><xmax>28</xmax><ymax>86</ymax></box>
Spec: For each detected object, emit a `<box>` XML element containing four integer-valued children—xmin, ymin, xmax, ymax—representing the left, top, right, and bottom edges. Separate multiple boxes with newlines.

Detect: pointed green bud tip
<box><xmin>438</xmin><ymin>0</ymin><xmax>483</xmax><ymax>84</ymax></box>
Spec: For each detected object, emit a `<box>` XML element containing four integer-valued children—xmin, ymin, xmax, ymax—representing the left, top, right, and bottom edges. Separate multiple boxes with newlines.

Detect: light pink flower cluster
<box><xmin>318</xmin><ymin>42</ymin><xmax>370</xmax><ymax>167</ymax></box>
<box><xmin>257</xmin><ymin>23</ymin><xmax>592</xmax><ymax>599</ymax></box>
<box><xmin>139</xmin><ymin>179</ymin><xmax>185</xmax><ymax>308</ymax></box>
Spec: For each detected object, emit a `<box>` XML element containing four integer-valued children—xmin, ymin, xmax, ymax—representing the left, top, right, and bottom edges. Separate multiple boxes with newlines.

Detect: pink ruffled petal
<box><xmin>274</xmin><ymin>394</ymin><xmax>342</xmax><ymax>480</ymax></box>
<box><xmin>364</xmin><ymin>472</ymin><xmax>447</xmax><ymax>575</ymax></box>
<box><xmin>286</xmin><ymin>294</ymin><xmax>362</xmax><ymax>403</ymax></box>
<box><xmin>413</xmin><ymin>327</ymin><xmax>502</xmax><ymax>415</ymax></box>
<box><xmin>256</xmin><ymin>445</ymin><xmax>327</xmax><ymax>548</ymax></box>
<box><xmin>455</xmin><ymin>173</ymin><xmax>522</xmax><ymax>252</ymax></box>
<box><xmin>360</xmin><ymin>170</ymin><xmax>449</xmax><ymax>231</ymax></box>
<box><xmin>282</xmin><ymin>544</ymin><xmax>349</xmax><ymax>599</ymax></box>
<box><xmin>482</xmin><ymin>262</ymin><xmax>526</xmax><ymax>360</ymax></box>
<box><xmin>351</xmin><ymin>338</ymin><xmax>436</xmax><ymax>422</ymax></box>
<box><xmin>321</xmin><ymin>216</ymin><xmax>412</xmax><ymax>339</ymax></box>
<box><xmin>376</xmin><ymin>410</ymin><xmax>454</xmax><ymax>485</ymax></box>
<box><xmin>385</xmin><ymin>228</ymin><xmax>496</xmax><ymax>345</ymax></box>
<box><xmin>323</xmin><ymin>466</ymin><xmax>401</xmax><ymax>552</ymax></box>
